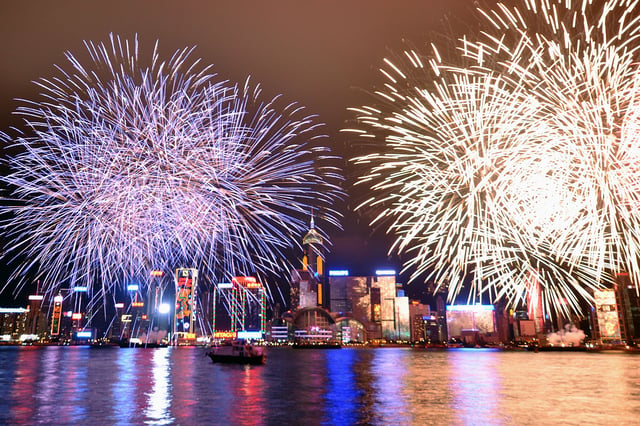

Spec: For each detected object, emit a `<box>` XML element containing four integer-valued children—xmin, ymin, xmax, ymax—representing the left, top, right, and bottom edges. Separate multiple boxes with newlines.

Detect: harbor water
<box><xmin>1</xmin><ymin>345</ymin><xmax>639</xmax><ymax>425</ymax></box>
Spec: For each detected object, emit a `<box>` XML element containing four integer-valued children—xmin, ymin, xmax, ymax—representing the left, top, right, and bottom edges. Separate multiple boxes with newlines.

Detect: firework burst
<box><xmin>1</xmin><ymin>34</ymin><xmax>343</xmax><ymax>306</ymax></box>
<box><xmin>349</xmin><ymin>0</ymin><xmax>640</xmax><ymax>314</ymax></box>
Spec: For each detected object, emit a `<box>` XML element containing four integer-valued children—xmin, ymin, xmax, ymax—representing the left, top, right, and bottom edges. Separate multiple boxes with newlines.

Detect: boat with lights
<box><xmin>207</xmin><ymin>340</ymin><xmax>265</xmax><ymax>364</ymax></box>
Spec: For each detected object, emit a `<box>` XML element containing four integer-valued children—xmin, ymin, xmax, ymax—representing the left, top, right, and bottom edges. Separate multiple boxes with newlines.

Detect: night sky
<box><xmin>0</xmin><ymin>1</ymin><xmax>477</xmax><ymax>301</ymax></box>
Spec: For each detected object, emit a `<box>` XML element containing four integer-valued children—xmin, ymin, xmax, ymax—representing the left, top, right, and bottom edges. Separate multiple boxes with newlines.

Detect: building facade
<box><xmin>328</xmin><ymin>270</ymin><xmax>410</xmax><ymax>342</ymax></box>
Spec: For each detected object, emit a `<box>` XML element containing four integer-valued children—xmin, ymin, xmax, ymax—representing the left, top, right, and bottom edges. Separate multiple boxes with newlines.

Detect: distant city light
<box><xmin>217</xmin><ymin>282</ymin><xmax>233</xmax><ymax>289</ymax></box>
<box><xmin>131</xmin><ymin>301</ymin><xmax>144</xmax><ymax>308</ymax></box>
<box><xmin>329</xmin><ymin>270</ymin><xmax>349</xmax><ymax>276</ymax></box>
<box><xmin>237</xmin><ymin>331</ymin><xmax>262</xmax><ymax>340</ymax></box>
<box><xmin>0</xmin><ymin>308</ymin><xmax>27</xmax><ymax>314</ymax></box>
<box><xmin>54</xmin><ymin>295</ymin><xmax>63</xmax><ymax>303</ymax></box>
<box><xmin>446</xmin><ymin>304</ymin><xmax>495</xmax><ymax>312</ymax></box>
<box><xmin>28</xmin><ymin>295</ymin><xmax>44</xmax><ymax>301</ymax></box>
<box><xmin>73</xmin><ymin>286</ymin><xmax>88</xmax><ymax>292</ymax></box>
<box><xmin>114</xmin><ymin>302</ymin><xmax>125</xmax><ymax>309</ymax></box>
<box><xmin>150</xmin><ymin>270</ymin><xmax>163</xmax><ymax>277</ymax></box>
<box><xmin>76</xmin><ymin>331</ymin><xmax>92</xmax><ymax>338</ymax></box>
<box><xmin>375</xmin><ymin>269</ymin><xmax>396</xmax><ymax>276</ymax></box>
<box><xmin>71</xmin><ymin>313</ymin><xmax>82</xmax><ymax>320</ymax></box>
<box><xmin>158</xmin><ymin>303</ymin><xmax>170</xmax><ymax>314</ymax></box>
<box><xmin>19</xmin><ymin>334</ymin><xmax>39</xmax><ymax>341</ymax></box>
<box><xmin>214</xmin><ymin>330</ymin><xmax>236</xmax><ymax>339</ymax></box>
<box><xmin>127</xmin><ymin>284</ymin><xmax>139</xmax><ymax>291</ymax></box>
<box><xmin>246</xmin><ymin>282</ymin><xmax>262</xmax><ymax>289</ymax></box>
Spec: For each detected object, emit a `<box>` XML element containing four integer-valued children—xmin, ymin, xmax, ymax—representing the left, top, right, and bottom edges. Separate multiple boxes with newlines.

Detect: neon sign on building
<box><xmin>174</xmin><ymin>268</ymin><xmax>198</xmax><ymax>337</ymax></box>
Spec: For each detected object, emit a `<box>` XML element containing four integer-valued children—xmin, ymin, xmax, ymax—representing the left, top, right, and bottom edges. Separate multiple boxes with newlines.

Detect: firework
<box><xmin>1</xmin><ymin>34</ymin><xmax>343</xmax><ymax>307</ymax></box>
<box><xmin>350</xmin><ymin>0</ymin><xmax>640</xmax><ymax>314</ymax></box>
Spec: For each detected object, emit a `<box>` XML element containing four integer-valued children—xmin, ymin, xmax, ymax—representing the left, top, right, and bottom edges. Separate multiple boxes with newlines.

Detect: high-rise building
<box><xmin>0</xmin><ymin>308</ymin><xmax>28</xmax><ymax>338</ymax></box>
<box><xmin>593</xmin><ymin>288</ymin><xmax>622</xmax><ymax>344</ymax></box>
<box><xmin>291</xmin><ymin>215</ymin><xmax>326</xmax><ymax>309</ymax></box>
<box><xmin>446</xmin><ymin>304</ymin><xmax>497</xmax><ymax>345</ymax></box>
<box><xmin>409</xmin><ymin>301</ymin><xmax>432</xmax><ymax>342</ymax></box>
<box><xmin>615</xmin><ymin>273</ymin><xmax>640</xmax><ymax>345</ymax></box>
<box><xmin>592</xmin><ymin>273</ymin><xmax>640</xmax><ymax>345</ymax></box>
<box><xmin>174</xmin><ymin>268</ymin><xmax>198</xmax><ymax>343</ymax></box>
<box><xmin>328</xmin><ymin>270</ymin><xmax>410</xmax><ymax>341</ymax></box>
<box><xmin>26</xmin><ymin>294</ymin><xmax>47</xmax><ymax>337</ymax></box>
<box><xmin>526</xmin><ymin>270</ymin><xmax>545</xmax><ymax>335</ymax></box>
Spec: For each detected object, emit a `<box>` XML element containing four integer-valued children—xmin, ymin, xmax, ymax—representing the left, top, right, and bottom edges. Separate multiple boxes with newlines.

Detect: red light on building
<box><xmin>233</xmin><ymin>276</ymin><xmax>261</xmax><ymax>288</ymax></box>
<box><xmin>132</xmin><ymin>302</ymin><xmax>144</xmax><ymax>308</ymax></box>
<box><xmin>141</xmin><ymin>314</ymin><xmax>148</xmax><ymax>320</ymax></box>
<box><xmin>214</xmin><ymin>330</ymin><xmax>236</xmax><ymax>339</ymax></box>
<box><xmin>72</xmin><ymin>313</ymin><xmax>82</xmax><ymax>321</ymax></box>
<box><xmin>151</xmin><ymin>270</ymin><xmax>163</xmax><ymax>277</ymax></box>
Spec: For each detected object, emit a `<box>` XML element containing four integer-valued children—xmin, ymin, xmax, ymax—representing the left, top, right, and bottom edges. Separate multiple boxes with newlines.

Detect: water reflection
<box><xmin>36</xmin><ymin>347</ymin><xmax>64</xmax><ymax>422</ymax></box>
<box><xmin>169</xmin><ymin>348</ymin><xmax>196</xmax><ymax>423</ymax></box>
<box><xmin>370</xmin><ymin>348</ymin><xmax>411</xmax><ymax>425</ymax></box>
<box><xmin>325</xmin><ymin>348</ymin><xmax>359</xmax><ymax>424</ymax></box>
<box><xmin>8</xmin><ymin>347</ymin><xmax>39</xmax><ymax>423</ymax></box>
<box><xmin>144</xmin><ymin>348</ymin><xmax>172</xmax><ymax>425</ymax></box>
<box><xmin>447</xmin><ymin>348</ymin><xmax>502</xmax><ymax>425</ymax></box>
<box><xmin>3</xmin><ymin>346</ymin><xmax>640</xmax><ymax>425</ymax></box>
<box><xmin>112</xmin><ymin>348</ymin><xmax>136</xmax><ymax>423</ymax></box>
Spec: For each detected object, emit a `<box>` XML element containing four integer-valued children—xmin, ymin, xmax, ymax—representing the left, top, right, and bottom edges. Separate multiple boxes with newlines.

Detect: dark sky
<box><xmin>0</xmin><ymin>1</ymin><xmax>476</xmax><ymax>297</ymax></box>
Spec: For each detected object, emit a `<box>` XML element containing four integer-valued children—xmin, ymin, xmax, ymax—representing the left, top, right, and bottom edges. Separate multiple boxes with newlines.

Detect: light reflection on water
<box><xmin>1</xmin><ymin>346</ymin><xmax>640</xmax><ymax>425</ymax></box>
<box><xmin>145</xmin><ymin>348</ymin><xmax>172</xmax><ymax>425</ymax></box>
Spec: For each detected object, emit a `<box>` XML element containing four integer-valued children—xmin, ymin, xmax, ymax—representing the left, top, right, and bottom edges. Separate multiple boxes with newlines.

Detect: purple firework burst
<box><xmin>1</xmin><ymin>34</ymin><xmax>343</xmax><ymax>306</ymax></box>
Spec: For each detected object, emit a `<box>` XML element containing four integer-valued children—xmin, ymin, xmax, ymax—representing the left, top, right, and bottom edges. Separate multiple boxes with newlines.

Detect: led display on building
<box><xmin>50</xmin><ymin>295</ymin><xmax>63</xmax><ymax>336</ymax></box>
<box><xmin>446</xmin><ymin>305</ymin><xmax>495</xmax><ymax>338</ymax></box>
<box><xmin>594</xmin><ymin>289</ymin><xmax>621</xmax><ymax>343</ymax></box>
<box><xmin>174</xmin><ymin>268</ymin><xmax>198</xmax><ymax>336</ymax></box>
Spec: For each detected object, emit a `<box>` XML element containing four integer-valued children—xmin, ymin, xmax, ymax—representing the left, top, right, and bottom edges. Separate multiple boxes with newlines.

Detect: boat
<box><xmin>207</xmin><ymin>340</ymin><xmax>265</xmax><ymax>364</ymax></box>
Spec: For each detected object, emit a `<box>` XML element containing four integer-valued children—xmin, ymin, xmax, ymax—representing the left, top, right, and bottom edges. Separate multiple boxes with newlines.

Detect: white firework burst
<box><xmin>350</xmin><ymin>0</ymin><xmax>640</xmax><ymax>314</ymax></box>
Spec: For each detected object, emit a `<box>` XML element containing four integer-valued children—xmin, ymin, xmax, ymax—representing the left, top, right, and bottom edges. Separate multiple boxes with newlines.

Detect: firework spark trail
<box><xmin>468</xmin><ymin>0</ymin><xmax>640</xmax><ymax>307</ymax></box>
<box><xmin>350</xmin><ymin>0</ymin><xmax>640</xmax><ymax>314</ymax></box>
<box><xmin>1</xmin><ymin>34</ymin><xmax>343</xmax><ymax>307</ymax></box>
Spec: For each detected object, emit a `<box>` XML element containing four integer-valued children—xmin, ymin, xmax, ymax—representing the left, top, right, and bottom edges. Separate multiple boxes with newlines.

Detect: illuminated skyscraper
<box><xmin>592</xmin><ymin>273</ymin><xmax>640</xmax><ymax>345</ymax></box>
<box><xmin>446</xmin><ymin>304</ymin><xmax>497</xmax><ymax>345</ymax></box>
<box><xmin>26</xmin><ymin>294</ymin><xmax>45</xmax><ymax>337</ymax></box>
<box><xmin>210</xmin><ymin>277</ymin><xmax>266</xmax><ymax>340</ymax></box>
<box><xmin>50</xmin><ymin>294</ymin><xmax>63</xmax><ymax>337</ymax></box>
<box><xmin>174</xmin><ymin>268</ymin><xmax>198</xmax><ymax>342</ymax></box>
<box><xmin>291</xmin><ymin>215</ymin><xmax>326</xmax><ymax>309</ymax></box>
<box><xmin>328</xmin><ymin>270</ymin><xmax>410</xmax><ymax>341</ymax></box>
<box><xmin>526</xmin><ymin>270</ymin><xmax>544</xmax><ymax>336</ymax></box>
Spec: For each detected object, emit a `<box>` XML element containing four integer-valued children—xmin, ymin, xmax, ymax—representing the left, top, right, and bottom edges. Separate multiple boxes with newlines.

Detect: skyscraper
<box><xmin>291</xmin><ymin>214</ymin><xmax>326</xmax><ymax>309</ymax></box>
<box><xmin>328</xmin><ymin>270</ymin><xmax>410</xmax><ymax>341</ymax></box>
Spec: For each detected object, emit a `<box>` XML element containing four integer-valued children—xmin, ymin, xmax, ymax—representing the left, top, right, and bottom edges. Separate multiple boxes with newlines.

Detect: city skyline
<box><xmin>3</xmin><ymin>1</ymin><xmax>640</xmax><ymax>315</ymax></box>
